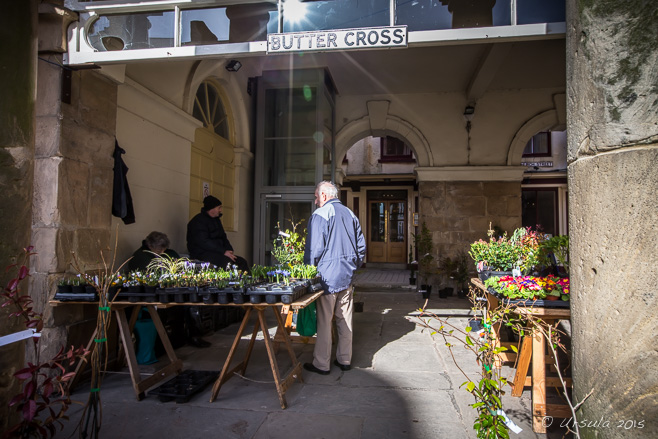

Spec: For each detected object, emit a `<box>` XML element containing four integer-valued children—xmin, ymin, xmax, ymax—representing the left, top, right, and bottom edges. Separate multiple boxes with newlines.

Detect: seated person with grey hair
<box><xmin>128</xmin><ymin>231</ymin><xmax>180</xmax><ymax>272</ymax></box>
<box><xmin>128</xmin><ymin>231</ymin><xmax>211</xmax><ymax>348</ymax></box>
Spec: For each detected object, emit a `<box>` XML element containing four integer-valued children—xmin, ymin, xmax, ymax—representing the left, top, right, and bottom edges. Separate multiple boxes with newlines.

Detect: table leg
<box><xmin>210</xmin><ymin>307</ymin><xmax>256</xmax><ymax>402</ymax></box>
<box><xmin>273</xmin><ymin>306</ymin><xmax>303</xmax><ymax>376</ymax></box>
<box><xmin>532</xmin><ymin>327</ymin><xmax>547</xmax><ymax>433</ymax></box>
<box><xmin>115</xmin><ymin>306</ymin><xmax>182</xmax><ymax>400</ymax></box>
<box><xmin>116</xmin><ymin>305</ymin><xmax>141</xmax><ymax>368</ymax></box>
<box><xmin>511</xmin><ymin>335</ymin><xmax>532</xmax><ymax>397</ymax></box>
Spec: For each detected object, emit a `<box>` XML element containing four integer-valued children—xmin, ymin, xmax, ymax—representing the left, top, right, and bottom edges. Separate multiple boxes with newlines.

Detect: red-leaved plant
<box><xmin>1</xmin><ymin>247</ymin><xmax>89</xmax><ymax>439</ymax></box>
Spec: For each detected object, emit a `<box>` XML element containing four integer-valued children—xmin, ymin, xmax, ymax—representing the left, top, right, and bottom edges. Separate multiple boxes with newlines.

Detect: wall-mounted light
<box><xmin>463</xmin><ymin>105</ymin><xmax>475</xmax><ymax>122</ymax></box>
<box><xmin>225</xmin><ymin>60</ymin><xmax>242</xmax><ymax>72</ymax></box>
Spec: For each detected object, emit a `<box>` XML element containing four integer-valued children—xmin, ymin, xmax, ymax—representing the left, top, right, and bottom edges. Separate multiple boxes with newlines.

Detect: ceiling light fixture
<box><xmin>463</xmin><ymin>105</ymin><xmax>475</xmax><ymax>122</ymax></box>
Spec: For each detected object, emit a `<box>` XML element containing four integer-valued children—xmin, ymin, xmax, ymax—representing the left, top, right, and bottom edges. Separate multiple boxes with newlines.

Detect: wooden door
<box><xmin>368</xmin><ymin>200</ymin><xmax>406</xmax><ymax>263</ymax></box>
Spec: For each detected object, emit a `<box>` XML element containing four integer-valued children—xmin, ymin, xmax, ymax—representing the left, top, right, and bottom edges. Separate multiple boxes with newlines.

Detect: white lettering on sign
<box><xmin>267</xmin><ymin>26</ymin><xmax>407</xmax><ymax>53</ymax></box>
<box><xmin>522</xmin><ymin>161</ymin><xmax>554</xmax><ymax>168</ymax></box>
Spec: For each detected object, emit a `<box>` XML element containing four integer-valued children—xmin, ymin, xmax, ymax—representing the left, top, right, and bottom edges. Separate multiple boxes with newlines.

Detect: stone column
<box><xmin>0</xmin><ymin>0</ymin><xmax>37</xmax><ymax>431</ymax></box>
<box><xmin>567</xmin><ymin>1</ymin><xmax>658</xmax><ymax>436</ymax></box>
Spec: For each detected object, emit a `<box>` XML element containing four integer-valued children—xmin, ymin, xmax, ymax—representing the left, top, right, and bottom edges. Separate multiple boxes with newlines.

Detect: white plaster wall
<box><xmin>113</xmin><ymin>77</ymin><xmax>201</xmax><ymax>264</ymax></box>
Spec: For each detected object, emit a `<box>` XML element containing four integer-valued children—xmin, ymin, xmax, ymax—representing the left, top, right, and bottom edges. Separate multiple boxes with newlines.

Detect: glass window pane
<box><xmin>396</xmin><ymin>0</ymin><xmax>452</xmax><ymax>31</ymax></box>
<box><xmin>522</xmin><ymin>189</ymin><xmax>556</xmax><ymax>236</ymax></box>
<box><xmin>283</xmin><ymin>0</ymin><xmax>389</xmax><ymax>32</ymax></box>
<box><xmin>264</xmin><ymin>88</ymin><xmax>317</xmax><ymax>138</ymax></box>
<box><xmin>87</xmin><ymin>12</ymin><xmax>175</xmax><ymax>51</ymax></box>
<box><xmin>492</xmin><ymin>0</ymin><xmax>512</xmax><ymax>26</ymax></box>
<box><xmin>414</xmin><ymin>0</ymin><xmax>508</xmax><ymax>29</ymax></box>
<box><xmin>265</xmin><ymin>201</ymin><xmax>314</xmax><ymax>266</ymax></box>
<box><xmin>536</xmin><ymin>191</ymin><xmax>556</xmax><ymax>235</ymax></box>
<box><xmin>181</xmin><ymin>8</ymin><xmax>229</xmax><ymax>45</ymax></box>
<box><xmin>517</xmin><ymin>0</ymin><xmax>565</xmax><ymax>25</ymax></box>
<box><xmin>264</xmin><ymin>139</ymin><xmax>317</xmax><ymax>186</ymax></box>
<box><xmin>193</xmin><ymin>82</ymin><xmax>229</xmax><ymax>139</ymax></box>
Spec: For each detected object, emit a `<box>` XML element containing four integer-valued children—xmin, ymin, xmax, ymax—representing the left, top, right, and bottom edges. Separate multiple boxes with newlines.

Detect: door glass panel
<box><xmin>264</xmin><ymin>200</ymin><xmax>314</xmax><ymax>266</ymax></box>
<box><xmin>264</xmin><ymin>139</ymin><xmax>316</xmax><ymax>186</ymax></box>
<box><xmin>370</xmin><ymin>202</ymin><xmax>386</xmax><ymax>242</ymax></box>
<box><xmin>389</xmin><ymin>202</ymin><xmax>406</xmax><ymax>243</ymax></box>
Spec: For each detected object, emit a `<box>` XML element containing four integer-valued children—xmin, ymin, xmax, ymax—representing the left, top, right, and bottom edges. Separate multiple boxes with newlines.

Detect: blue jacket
<box><xmin>304</xmin><ymin>198</ymin><xmax>366</xmax><ymax>294</ymax></box>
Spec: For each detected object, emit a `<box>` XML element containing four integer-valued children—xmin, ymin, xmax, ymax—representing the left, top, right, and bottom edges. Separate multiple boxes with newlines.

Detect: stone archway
<box><xmin>335</xmin><ymin>100</ymin><xmax>433</xmax><ymax>168</ymax></box>
<box><xmin>507</xmin><ymin>94</ymin><xmax>566</xmax><ymax>165</ymax></box>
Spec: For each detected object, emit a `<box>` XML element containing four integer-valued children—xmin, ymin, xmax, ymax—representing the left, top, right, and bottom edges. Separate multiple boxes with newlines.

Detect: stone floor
<box><xmin>57</xmin><ymin>268</ymin><xmax>572</xmax><ymax>438</ymax></box>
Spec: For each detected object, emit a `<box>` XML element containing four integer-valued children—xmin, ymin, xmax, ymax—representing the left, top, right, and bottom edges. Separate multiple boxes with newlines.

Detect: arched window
<box><xmin>192</xmin><ymin>80</ymin><xmax>230</xmax><ymax>140</ymax></box>
<box><xmin>189</xmin><ymin>79</ymin><xmax>235</xmax><ymax>229</ymax></box>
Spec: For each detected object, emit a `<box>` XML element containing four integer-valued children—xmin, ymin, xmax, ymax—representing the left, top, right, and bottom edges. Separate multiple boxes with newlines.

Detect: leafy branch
<box><xmin>2</xmin><ymin>247</ymin><xmax>89</xmax><ymax>439</ymax></box>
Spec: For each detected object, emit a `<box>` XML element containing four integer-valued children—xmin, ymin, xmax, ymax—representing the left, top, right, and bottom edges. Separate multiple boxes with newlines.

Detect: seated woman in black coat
<box><xmin>128</xmin><ymin>231</ymin><xmax>180</xmax><ymax>272</ymax></box>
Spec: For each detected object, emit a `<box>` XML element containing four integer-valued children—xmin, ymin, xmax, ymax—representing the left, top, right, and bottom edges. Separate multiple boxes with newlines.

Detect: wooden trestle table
<box><xmin>50</xmin><ymin>289</ymin><xmax>323</xmax><ymax>409</ymax></box>
<box><xmin>470</xmin><ymin>278</ymin><xmax>572</xmax><ymax>433</ymax></box>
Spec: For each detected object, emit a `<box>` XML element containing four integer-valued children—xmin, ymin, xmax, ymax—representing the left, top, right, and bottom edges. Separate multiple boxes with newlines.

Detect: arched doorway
<box><xmin>340</xmin><ymin>135</ymin><xmax>418</xmax><ymax>265</ymax></box>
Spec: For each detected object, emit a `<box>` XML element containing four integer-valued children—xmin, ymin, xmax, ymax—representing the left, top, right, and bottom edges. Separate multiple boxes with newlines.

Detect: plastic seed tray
<box><xmin>53</xmin><ymin>292</ymin><xmax>98</xmax><ymax>302</ymax></box>
<box><xmin>246</xmin><ymin>283</ymin><xmax>307</xmax><ymax>304</ymax></box>
<box><xmin>116</xmin><ymin>291</ymin><xmax>158</xmax><ymax>303</ymax></box>
<box><xmin>148</xmin><ymin>370</ymin><xmax>219</xmax><ymax>403</ymax></box>
<box><xmin>487</xmin><ymin>288</ymin><xmax>570</xmax><ymax>308</ymax></box>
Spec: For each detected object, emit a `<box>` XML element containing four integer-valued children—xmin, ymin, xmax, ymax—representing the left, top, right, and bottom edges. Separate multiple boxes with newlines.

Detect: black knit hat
<box><xmin>203</xmin><ymin>195</ymin><xmax>222</xmax><ymax>210</ymax></box>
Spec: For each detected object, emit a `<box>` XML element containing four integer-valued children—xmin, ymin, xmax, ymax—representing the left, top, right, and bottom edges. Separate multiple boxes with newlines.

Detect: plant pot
<box><xmin>420</xmin><ymin>284</ymin><xmax>432</xmax><ymax>293</ymax></box>
<box><xmin>545</xmin><ymin>295</ymin><xmax>559</xmax><ymax>301</ymax></box>
<box><xmin>420</xmin><ymin>290</ymin><xmax>431</xmax><ymax>300</ymax></box>
<box><xmin>354</xmin><ymin>301</ymin><xmax>364</xmax><ymax>312</ymax></box>
<box><xmin>478</xmin><ymin>270</ymin><xmax>514</xmax><ymax>282</ymax></box>
<box><xmin>439</xmin><ymin>287</ymin><xmax>453</xmax><ymax>298</ymax></box>
<box><xmin>409</xmin><ymin>277</ymin><xmax>416</xmax><ymax>285</ymax></box>
<box><xmin>71</xmin><ymin>285</ymin><xmax>86</xmax><ymax>294</ymax></box>
<box><xmin>57</xmin><ymin>284</ymin><xmax>72</xmax><ymax>294</ymax></box>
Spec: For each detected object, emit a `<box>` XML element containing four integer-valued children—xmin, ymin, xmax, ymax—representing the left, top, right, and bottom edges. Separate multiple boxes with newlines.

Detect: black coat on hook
<box><xmin>112</xmin><ymin>140</ymin><xmax>135</xmax><ymax>224</ymax></box>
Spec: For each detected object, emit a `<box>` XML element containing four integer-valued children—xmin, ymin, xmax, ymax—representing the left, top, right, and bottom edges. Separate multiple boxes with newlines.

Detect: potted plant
<box><xmin>439</xmin><ymin>250</ymin><xmax>471</xmax><ymax>298</ymax></box>
<box><xmin>537</xmin><ymin>235</ymin><xmax>569</xmax><ymax>276</ymax></box>
<box><xmin>469</xmin><ymin>224</ymin><xmax>547</xmax><ymax>281</ymax></box>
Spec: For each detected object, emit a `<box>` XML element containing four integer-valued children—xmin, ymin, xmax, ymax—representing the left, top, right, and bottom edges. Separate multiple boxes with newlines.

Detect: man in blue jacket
<box><xmin>303</xmin><ymin>181</ymin><xmax>366</xmax><ymax>375</ymax></box>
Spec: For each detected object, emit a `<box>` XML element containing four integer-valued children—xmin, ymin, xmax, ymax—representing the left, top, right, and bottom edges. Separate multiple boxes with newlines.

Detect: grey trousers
<box><xmin>312</xmin><ymin>286</ymin><xmax>353</xmax><ymax>371</ymax></box>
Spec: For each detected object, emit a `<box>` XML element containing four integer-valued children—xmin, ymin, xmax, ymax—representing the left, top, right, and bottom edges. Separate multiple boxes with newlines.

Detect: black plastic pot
<box><xmin>439</xmin><ymin>287</ymin><xmax>453</xmax><ymax>298</ymax></box>
<box><xmin>478</xmin><ymin>270</ymin><xmax>514</xmax><ymax>282</ymax></box>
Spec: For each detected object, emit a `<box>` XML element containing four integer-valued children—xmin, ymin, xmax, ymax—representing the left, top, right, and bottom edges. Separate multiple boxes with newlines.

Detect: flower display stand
<box><xmin>471</xmin><ymin>278</ymin><xmax>572</xmax><ymax>433</ymax></box>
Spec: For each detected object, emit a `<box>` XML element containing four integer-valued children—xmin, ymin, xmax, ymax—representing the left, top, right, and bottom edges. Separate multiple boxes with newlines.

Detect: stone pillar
<box><xmin>31</xmin><ymin>66</ymin><xmax>118</xmax><ymax>361</ymax></box>
<box><xmin>567</xmin><ymin>1</ymin><xmax>658</xmax><ymax>437</ymax></box>
<box><xmin>0</xmin><ymin>0</ymin><xmax>37</xmax><ymax>431</ymax></box>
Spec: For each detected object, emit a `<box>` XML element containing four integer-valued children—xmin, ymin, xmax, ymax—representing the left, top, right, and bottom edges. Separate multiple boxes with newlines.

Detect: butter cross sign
<box><xmin>268</xmin><ymin>26</ymin><xmax>407</xmax><ymax>53</ymax></box>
